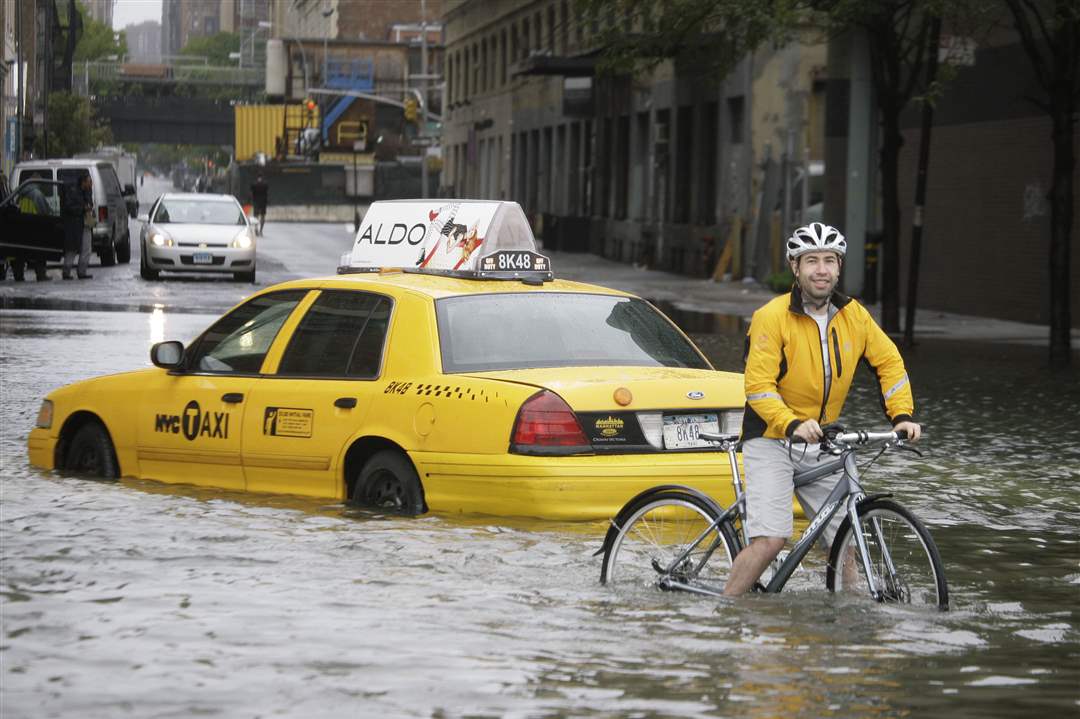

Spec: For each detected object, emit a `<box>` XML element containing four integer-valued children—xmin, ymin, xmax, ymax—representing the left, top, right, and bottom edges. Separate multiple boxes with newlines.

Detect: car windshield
<box><xmin>436</xmin><ymin>293</ymin><xmax>710</xmax><ymax>372</ymax></box>
<box><xmin>153</xmin><ymin>199</ymin><xmax>244</xmax><ymax>225</ymax></box>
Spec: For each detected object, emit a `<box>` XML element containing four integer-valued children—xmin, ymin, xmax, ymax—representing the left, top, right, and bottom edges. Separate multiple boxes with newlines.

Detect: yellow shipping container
<box><xmin>235</xmin><ymin>104</ymin><xmax>321</xmax><ymax>161</ymax></box>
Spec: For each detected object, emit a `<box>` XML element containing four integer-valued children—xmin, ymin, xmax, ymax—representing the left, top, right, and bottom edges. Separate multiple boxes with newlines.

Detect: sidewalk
<box><xmin>544</xmin><ymin>249</ymin><xmax>1077</xmax><ymax>348</ymax></box>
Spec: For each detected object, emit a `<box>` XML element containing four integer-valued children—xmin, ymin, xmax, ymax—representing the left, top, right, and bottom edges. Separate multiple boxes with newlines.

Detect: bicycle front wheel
<box><xmin>826</xmin><ymin>499</ymin><xmax>949</xmax><ymax>610</ymax></box>
<box><xmin>600</xmin><ymin>491</ymin><xmax>739</xmax><ymax>595</ymax></box>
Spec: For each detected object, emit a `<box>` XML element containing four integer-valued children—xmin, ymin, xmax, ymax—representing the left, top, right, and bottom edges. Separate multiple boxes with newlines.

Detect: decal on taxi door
<box><xmin>263</xmin><ymin>407</ymin><xmax>313</xmax><ymax>438</ymax></box>
<box><xmin>154</xmin><ymin>400</ymin><xmax>229</xmax><ymax>440</ymax></box>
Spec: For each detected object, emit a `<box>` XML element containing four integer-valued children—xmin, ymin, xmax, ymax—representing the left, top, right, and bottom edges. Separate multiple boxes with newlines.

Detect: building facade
<box><xmin>83</xmin><ymin>0</ymin><xmax>114</xmax><ymax>29</ymax></box>
<box><xmin>442</xmin><ymin>0</ymin><xmax>825</xmax><ymax>279</ymax></box>
<box><xmin>124</xmin><ymin>19</ymin><xmax>161</xmax><ymax>62</ymax></box>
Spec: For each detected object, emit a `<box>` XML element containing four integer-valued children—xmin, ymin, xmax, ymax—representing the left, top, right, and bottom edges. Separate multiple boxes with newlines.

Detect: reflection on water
<box><xmin>1</xmin><ymin>309</ymin><xmax>1078</xmax><ymax>718</ymax></box>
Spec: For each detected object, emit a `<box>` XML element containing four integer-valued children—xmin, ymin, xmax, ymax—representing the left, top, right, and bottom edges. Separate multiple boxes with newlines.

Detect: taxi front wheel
<box><xmin>64</xmin><ymin>422</ymin><xmax>118</xmax><ymax>479</ymax></box>
<box><xmin>353</xmin><ymin>450</ymin><xmax>425</xmax><ymax>515</ymax></box>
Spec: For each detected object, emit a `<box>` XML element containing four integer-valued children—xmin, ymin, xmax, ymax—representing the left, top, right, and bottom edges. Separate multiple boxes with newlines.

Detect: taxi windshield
<box><xmin>436</xmin><ymin>293</ymin><xmax>709</xmax><ymax>372</ymax></box>
<box><xmin>153</xmin><ymin>199</ymin><xmax>245</xmax><ymax>225</ymax></box>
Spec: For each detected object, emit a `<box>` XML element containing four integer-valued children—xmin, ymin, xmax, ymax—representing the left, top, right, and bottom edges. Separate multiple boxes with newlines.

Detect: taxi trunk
<box><xmin>465</xmin><ymin>366</ymin><xmax>745</xmax><ymax>454</ymax></box>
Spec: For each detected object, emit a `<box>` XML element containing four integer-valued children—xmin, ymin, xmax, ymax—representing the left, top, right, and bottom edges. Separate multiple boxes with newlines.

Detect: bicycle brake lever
<box><xmin>895</xmin><ymin>442</ymin><xmax>924</xmax><ymax>457</ymax></box>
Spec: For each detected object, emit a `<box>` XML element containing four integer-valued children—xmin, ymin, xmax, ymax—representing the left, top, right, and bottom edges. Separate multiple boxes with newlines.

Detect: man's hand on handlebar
<box><xmin>893</xmin><ymin>420</ymin><xmax>922</xmax><ymax>443</ymax></box>
<box><xmin>792</xmin><ymin>420</ymin><xmax>823</xmax><ymax>443</ymax></box>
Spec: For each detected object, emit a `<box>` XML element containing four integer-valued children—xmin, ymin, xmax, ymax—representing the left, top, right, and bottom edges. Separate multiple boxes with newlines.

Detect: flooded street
<box><xmin>2</xmin><ymin>303</ymin><xmax>1078</xmax><ymax>718</ymax></box>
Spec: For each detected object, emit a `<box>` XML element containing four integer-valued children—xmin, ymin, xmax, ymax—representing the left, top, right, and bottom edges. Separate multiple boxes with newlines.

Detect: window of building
<box><xmin>674</xmin><ymin>105</ymin><xmax>694</xmax><ymax>223</ymax></box>
<box><xmin>700</xmin><ymin>102</ymin><xmax>719</xmax><ymax>225</ymax></box>
<box><xmin>727</xmin><ymin>95</ymin><xmax>745</xmax><ymax>144</ymax></box>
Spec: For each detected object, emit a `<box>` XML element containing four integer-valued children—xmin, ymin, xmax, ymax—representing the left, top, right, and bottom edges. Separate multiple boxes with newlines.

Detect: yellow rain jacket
<box><xmin>742</xmin><ymin>288</ymin><xmax>914</xmax><ymax>440</ymax></box>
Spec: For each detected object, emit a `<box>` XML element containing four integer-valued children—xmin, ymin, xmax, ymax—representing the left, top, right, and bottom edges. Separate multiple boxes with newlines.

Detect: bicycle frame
<box><xmin>659</xmin><ymin>441</ymin><xmax>898</xmax><ymax>600</ymax></box>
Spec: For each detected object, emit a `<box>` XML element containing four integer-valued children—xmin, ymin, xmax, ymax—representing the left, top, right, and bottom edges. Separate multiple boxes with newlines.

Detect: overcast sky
<box><xmin>113</xmin><ymin>0</ymin><xmax>162</xmax><ymax>30</ymax></box>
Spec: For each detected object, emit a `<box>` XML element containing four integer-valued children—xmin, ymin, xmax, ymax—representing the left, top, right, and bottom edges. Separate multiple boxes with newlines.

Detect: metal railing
<box><xmin>73</xmin><ymin>61</ymin><xmax>265</xmax><ymax>94</ymax></box>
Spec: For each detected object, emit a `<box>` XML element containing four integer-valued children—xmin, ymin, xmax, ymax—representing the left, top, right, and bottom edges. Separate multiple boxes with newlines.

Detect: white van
<box><xmin>12</xmin><ymin>159</ymin><xmax>134</xmax><ymax>265</ymax></box>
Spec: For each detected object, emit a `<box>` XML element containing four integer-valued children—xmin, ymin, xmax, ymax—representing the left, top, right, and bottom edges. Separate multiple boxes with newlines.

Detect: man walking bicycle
<box><xmin>723</xmin><ymin>222</ymin><xmax>920</xmax><ymax>596</ymax></box>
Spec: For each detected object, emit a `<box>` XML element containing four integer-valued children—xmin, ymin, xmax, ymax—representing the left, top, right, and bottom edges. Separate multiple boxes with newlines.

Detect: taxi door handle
<box><xmin>334</xmin><ymin>397</ymin><xmax>357</xmax><ymax>409</ymax></box>
<box><xmin>222</xmin><ymin>393</ymin><xmax>244</xmax><ymax>404</ymax></box>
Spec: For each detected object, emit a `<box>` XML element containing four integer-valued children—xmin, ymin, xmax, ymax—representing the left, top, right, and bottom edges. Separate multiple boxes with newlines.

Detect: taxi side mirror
<box><xmin>151</xmin><ymin>340</ymin><xmax>184</xmax><ymax>369</ymax></box>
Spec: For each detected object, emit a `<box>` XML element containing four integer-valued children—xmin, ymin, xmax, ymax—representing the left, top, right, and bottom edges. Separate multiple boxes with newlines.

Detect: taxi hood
<box><xmin>461</xmin><ymin>366</ymin><xmax>745</xmax><ymax>411</ymax></box>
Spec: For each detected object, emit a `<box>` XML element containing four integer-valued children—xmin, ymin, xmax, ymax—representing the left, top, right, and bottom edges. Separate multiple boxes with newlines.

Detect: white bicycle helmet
<box><xmin>786</xmin><ymin>222</ymin><xmax>847</xmax><ymax>260</ymax></box>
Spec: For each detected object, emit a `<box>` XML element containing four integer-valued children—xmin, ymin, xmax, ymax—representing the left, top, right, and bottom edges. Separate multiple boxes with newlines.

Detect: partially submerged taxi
<box><xmin>28</xmin><ymin>200</ymin><xmax>745</xmax><ymax>519</ymax></box>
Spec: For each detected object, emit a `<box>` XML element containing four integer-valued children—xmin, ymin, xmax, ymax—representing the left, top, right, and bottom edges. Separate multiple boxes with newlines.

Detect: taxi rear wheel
<box><xmin>65</xmin><ymin>422</ymin><xmax>118</xmax><ymax>479</ymax></box>
<box><xmin>353</xmin><ymin>450</ymin><xmax>425</xmax><ymax>515</ymax></box>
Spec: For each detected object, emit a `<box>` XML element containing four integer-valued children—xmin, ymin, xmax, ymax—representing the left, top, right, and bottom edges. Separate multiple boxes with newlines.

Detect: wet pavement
<box><xmin>1</xmin><ymin>183</ymin><xmax>1078</xmax><ymax>717</ymax></box>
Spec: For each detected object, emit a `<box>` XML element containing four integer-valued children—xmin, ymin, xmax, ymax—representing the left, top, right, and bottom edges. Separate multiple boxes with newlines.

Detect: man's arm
<box><xmin>744</xmin><ymin>307</ymin><xmax>801</xmax><ymax>438</ymax></box>
<box><xmin>861</xmin><ymin>307</ymin><xmax>916</xmax><ymax>432</ymax></box>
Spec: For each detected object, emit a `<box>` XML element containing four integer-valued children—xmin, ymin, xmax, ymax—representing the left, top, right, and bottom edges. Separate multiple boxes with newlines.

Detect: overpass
<box><xmin>94</xmin><ymin>97</ymin><xmax>235</xmax><ymax>144</ymax></box>
<box><xmin>76</xmin><ymin>61</ymin><xmax>264</xmax><ymax>145</ymax></box>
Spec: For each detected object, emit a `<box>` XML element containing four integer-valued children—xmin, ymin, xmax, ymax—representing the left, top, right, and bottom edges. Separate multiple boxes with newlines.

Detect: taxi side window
<box><xmin>277</xmin><ymin>291</ymin><xmax>391</xmax><ymax>378</ymax></box>
<box><xmin>188</xmin><ymin>290</ymin><xmax>308</xmax><ymax>374</ymax></box>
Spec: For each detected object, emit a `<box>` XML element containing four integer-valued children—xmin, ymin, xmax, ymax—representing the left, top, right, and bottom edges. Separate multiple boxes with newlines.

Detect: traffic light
<box><xmin>305</xmin><ymin>98</ymin><xmax>317</xmax><ymax>124</ymax></box>
<box><xmin>404</xmin><ymin>98</ymin><xmax>418</xmax><ymax>123</ymax></box>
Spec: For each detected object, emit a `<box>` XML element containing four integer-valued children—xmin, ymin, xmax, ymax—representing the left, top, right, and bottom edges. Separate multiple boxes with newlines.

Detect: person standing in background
<box><xmin>250</xmin><ymin>175</ymin><xmax>269</xmax><ymax>236</ymax></box>
<box><xmin>61</xmin><ymin>174</ymin><xmax>93</xmax><ymax>280</ymax></box>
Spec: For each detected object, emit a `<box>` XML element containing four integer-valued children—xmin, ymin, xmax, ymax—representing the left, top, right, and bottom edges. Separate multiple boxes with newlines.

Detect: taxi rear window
<box><xmin>435</xmin><ymin>293</ymin><xmax>709</xmax><ymax>373</ymax></box>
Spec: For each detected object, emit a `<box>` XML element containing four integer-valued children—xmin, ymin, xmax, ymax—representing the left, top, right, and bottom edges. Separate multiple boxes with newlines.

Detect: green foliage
<box><xmin>575</xmin><ymin>0</ymin><xmax>802</xmax><ymax>77</ymax></box>
<box><xmin>72</xmin><ymin>0</ymin><xmax>126</xmax><ymax>61</ymax></box>
<box><xmin>766</xmin><ymin>268</ymin><xmax>795</xmax><ymax>294</ymax></box>
<box><xmin>39</xmin><ymin>92</ymin><xmax>113</xmax><ymax>158</ymax></box>
<box><xmin>180</xmin><ymin>33</ymin><xmax>242</xmax><ymax>66</ymax></box>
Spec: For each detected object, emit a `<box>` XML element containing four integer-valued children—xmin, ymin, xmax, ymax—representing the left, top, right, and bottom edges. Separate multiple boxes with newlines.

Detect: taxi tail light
<box><xmin>98</xmin><ymin>206</ymin><xmax>108</xmax><ymax>223</ymax></box>
<box><xmin>510</xmin><ymin>390</ymin><xmax>591</xmax><ymax>455</ymax></box>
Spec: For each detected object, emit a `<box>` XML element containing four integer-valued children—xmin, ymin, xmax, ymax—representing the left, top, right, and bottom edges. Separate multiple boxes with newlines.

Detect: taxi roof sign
<box><xmin>340</xmin><ymin>200</ymin><xmax>552</xmax><ymax>280</ymax></box>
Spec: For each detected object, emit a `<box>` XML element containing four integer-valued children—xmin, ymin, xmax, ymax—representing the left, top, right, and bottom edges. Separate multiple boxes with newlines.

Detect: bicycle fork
<box><xmin>847</xmin><ymin>502</ymin><xmax>903</xmax><ymax>602</ymax></box>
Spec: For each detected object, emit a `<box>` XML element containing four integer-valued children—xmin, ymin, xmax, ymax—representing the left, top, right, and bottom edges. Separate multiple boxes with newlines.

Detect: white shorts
<box><xmin>742</xmin><ymin>437</ymin><xmax>848</xmax><ymax>546</ymax></box>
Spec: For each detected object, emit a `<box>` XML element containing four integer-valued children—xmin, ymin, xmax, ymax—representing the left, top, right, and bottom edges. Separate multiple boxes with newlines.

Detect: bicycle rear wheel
<box><xmin>826</xmin><ymin>499</ymin><xmax>949</xmax><ymax>610</ymax></box>
<box><xmin>600</xmin><ymin>491</ymin><xmax>739</xmax><ymax>595</ymax></box>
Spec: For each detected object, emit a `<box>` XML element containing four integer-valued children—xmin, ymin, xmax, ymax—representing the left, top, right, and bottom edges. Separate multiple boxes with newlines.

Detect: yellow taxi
<box><xmin>28</xmin><ymin>200</ymin><xmax>745</xmax><ymax>519</ymax></box>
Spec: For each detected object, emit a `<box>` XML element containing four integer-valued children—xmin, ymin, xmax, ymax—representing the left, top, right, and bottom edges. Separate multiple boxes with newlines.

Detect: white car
<box><xmin>139</xmin><ymin>193</ymin><xmax>256</xmax><ymax>282</ymax></box>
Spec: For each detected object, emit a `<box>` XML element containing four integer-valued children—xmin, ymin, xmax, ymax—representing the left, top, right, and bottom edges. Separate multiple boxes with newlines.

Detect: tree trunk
<box><xmin>878</xmin><ymin>109</ymin><xmax>903</xmax><ymax>333</ymax></box>
<box><xmin>1048</xmin><ymin>107</ymin><xmax>1074</xmax><ymax>367</ymax></box>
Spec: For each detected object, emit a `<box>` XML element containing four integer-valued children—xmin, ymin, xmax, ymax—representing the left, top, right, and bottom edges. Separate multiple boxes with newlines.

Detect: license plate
<box><xmin>662</xmin><ymin>413</ymin><xmax>719</xmax><ymax>449</ymax></box>
<box><xmin>192</xmin><ymin>252</ymin><xmax>213</xmax><ymax>264</ymax></box>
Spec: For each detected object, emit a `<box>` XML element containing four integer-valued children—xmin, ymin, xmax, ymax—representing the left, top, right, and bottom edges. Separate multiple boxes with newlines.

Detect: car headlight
<box><xmin>36</xmin><ymin>400</ymin><xmax>53</xmax><ymax>429</ymax></box>
<box><xmin>149</xmin><ymin>229</ymin><xmax>173</xmax><ymax>247</ymax></box>
<box><xmin>231</xmin><ymin>231</ymin><xmax>254</xmax><ymax>249</ymax></box>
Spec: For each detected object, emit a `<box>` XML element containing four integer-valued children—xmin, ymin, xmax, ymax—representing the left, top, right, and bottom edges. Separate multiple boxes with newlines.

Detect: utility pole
<box><xmin>902</xmin><ymin>16</ymin><xmax>942</xmax><ymax>348</ymax></box>
<box><xmin>15</xmin><ymin>0</ymin><xmax>23</xmax><ymax>162</ymax></box>
<box><xmin>419</xmin><ymin>0</ymin><xmax>428</xmax><ymax>198</ymax></box>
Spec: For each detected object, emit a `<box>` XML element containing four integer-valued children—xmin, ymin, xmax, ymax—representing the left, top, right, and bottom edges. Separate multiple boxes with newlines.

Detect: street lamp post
<box><xmin>353</xmin><ymin>140</ymin><xmax>363</xmax><ymax>233</ymax></box>
<box><xmin>322</xmin><ymin>4</ymin><xmax>334</xmax><ymax>86</ymax></box>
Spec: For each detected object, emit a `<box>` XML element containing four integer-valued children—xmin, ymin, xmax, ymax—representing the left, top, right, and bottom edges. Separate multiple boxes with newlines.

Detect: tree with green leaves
<box><xmin>73</xmin><ymin>0</ymin><xmax>127</xmax><ymax>61</ymax></box>
<box><xmin>1002</xmin><ymin>0</ymin><xmax>1077</xmax><ymax>368</ymax></box>
<box><xmin>39</xmin><ymin>92</ymin><xmax>113</xmax><ymax>158</ymax></box>
<box><xmin>180</xmin><ymin>33</ymin><xmax>242</xmax><ymax>66</ymax></box>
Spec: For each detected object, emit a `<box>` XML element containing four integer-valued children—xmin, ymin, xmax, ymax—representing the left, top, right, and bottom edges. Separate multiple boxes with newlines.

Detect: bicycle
<box><xmin>598</xmin><ymin>426</ymin><xmax>949</xmax><ymax>610</ymax></box>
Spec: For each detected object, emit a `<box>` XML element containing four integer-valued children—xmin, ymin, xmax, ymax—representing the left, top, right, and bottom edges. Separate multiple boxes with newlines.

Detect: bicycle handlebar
<box><xmin>698</xmin><ymin>428</ymin><xmax>908</xmax><ymax>449</ymax></box>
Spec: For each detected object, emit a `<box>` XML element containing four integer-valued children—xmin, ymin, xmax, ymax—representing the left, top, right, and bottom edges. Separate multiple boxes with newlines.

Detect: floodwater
<box><xmin>1</xmin><ymin>308</ymin><xmax>1078</xmax><ymax>718</ymax></box>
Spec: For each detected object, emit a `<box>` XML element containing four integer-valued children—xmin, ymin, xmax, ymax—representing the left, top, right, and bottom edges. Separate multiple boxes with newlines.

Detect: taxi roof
<box><xmin>341</xmin><ymin>199</ymin><xmax>550</xmax><ymax>280</ymax></box>
<box><xmin>269</xmin><ymin>270</ymin><xmax>635</xmax><ymax>301</ymax></box>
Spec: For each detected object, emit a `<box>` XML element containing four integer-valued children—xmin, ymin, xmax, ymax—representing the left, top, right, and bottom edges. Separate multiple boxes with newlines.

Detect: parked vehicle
<box><xmin>75</xmin><ymin>147</ymin><xmax>139</xmax><ymax>218</ymax></box>
<box><xmin>11</xmin><ymin>159</ymin><xmax>133</xmax><ymax>265</ymax></box>
<box><xmin>28</xmin><ymin>200</ymin><xmax>746</xmax><ymax>520</ymax></box>
<box><xmin>0</xmin><ymin>179</ymin><xmax>67</xmax><ymax>268</ymax></box>
<box><xmin>139</xmin><ymin>193</ymin><xmax>256</xmax><ymax>282</ymax></box>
